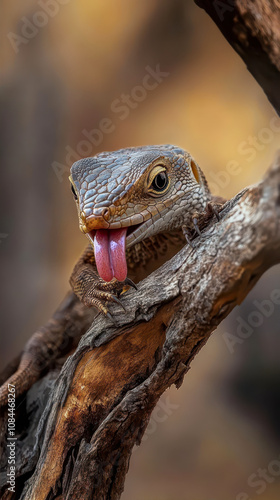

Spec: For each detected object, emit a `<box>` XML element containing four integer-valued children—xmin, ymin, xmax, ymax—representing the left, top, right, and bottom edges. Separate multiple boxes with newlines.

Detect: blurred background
<box><xmin>0</xmin><ymin>1</ymin><xmax>280</xmax><ymax>499</ymax></box>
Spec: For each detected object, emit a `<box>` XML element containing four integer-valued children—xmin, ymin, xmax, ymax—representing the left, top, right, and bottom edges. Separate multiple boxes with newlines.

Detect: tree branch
<box><xmin>194</xmin><ymin>0</ymin><xmax>280</xmax><ymax>115</ymax></box>
<box><xmin>7</xmin><ymin>152</ymin><xmax>278</xmax><ymax>499</ymax></box>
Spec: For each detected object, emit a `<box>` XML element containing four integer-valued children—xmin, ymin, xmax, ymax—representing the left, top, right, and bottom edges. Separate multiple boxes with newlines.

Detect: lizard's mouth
<box><xmin>87</xmin><ymin>223</ymin><xmax>143</xmax><ymax>282</ymax></box>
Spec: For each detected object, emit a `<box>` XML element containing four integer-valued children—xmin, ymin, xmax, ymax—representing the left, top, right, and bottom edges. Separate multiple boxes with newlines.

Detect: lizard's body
<box><xmin>0</xmin><ymin>145</ymin><xmax>215</xmax><ymax>407</ymax></box>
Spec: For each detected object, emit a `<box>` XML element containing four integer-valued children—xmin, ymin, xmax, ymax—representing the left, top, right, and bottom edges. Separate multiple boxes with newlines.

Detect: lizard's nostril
<box><xmin>102</xmin><ymin>208</ymin><xmax>110</xmax><ymax>220</ymax></box>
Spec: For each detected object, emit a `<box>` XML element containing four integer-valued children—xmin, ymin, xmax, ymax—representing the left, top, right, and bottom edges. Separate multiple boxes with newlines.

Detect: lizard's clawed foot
<box><xmin>206</xmin><ymin>201</ymin><xmax>221</xmax><ymax>221</ymax></box>
<box><xmin>124</xmin><ymin>277</ymin><xmax>138</xmax><ymax>290</ymax></box>
<box><xmin>82</xmin><ymin>277</ymin><xmax>136</xmax><ymax>321</ymax></box>
<box><xmin>182</xmin><ymin>213</ymin><xmax>203</xmax><ymax>248</ymax></box>
<box><xmin>182</xmin><ymin>225</ymin><xmax>195</xmax><ymax>248</ymax></box>
<box><xmin>192</xmin><ymin>216</ymin><xmax>202</xmax><ymax>237</ymax></box>
<box><xmin>183</xmin><ymin>207</ymin><xmax>218</xmax><ymax>247</ymax></box>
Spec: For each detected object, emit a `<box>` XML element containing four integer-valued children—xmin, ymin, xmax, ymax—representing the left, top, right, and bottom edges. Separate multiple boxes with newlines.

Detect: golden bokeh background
<box><xmin>0</xmin><ymin>1</ymin><xmax>280</xmax><ymax>499</ymax></box>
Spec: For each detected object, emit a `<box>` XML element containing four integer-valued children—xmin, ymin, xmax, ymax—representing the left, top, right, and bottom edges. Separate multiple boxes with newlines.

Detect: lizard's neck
<box><xmin>126</xmin><ymin>229</ymin><xmax>185</xmax><ymax>282</ymax></box>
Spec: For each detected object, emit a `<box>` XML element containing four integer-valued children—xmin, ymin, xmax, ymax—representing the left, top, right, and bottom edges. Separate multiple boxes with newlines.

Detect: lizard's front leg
<box><xmin>182</xmin><ymin>201</ymin><xmax>224</xmax><ymax>247</ymax></box>
<box><xmin>70</xmin><ymin>245</ymin><xmax>135</xmax><ymax>320</ymax></box>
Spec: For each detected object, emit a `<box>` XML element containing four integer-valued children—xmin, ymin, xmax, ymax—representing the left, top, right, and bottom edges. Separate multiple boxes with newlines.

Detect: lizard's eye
<box><xmin>71</xmin><ymin>184</ymin><xmax>78</xmax><ymax>201</ymax></box>
<box><xmin>148</xmin><ymin>167</ymin><xmax>170</xmax><ymax>195</ymax></box>
<box><xmin>152</xmin><ymin>172</ymin><xmax>168</xmax><ymax>191</ymax></box>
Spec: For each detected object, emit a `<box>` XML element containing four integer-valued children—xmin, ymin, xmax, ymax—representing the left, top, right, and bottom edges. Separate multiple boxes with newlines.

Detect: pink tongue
<box><xmin>94</xmin><ymin>228</ymin><xmax>127</xmax><ymax>282</ymax></box>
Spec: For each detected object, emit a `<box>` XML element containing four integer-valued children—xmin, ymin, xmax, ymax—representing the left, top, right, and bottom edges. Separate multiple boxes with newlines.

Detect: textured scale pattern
<box><xmin>0</xmin><ymin>144</ymin><xmax>215</xmax><ymax>408</ymax></box>
<box><xmin>69</xmin><ymin>144</ymin><xmax>212</xmax><ymax>316</ymax></box>
<box><xmin>71</xmin><ymin>145</ymin><xmax>211</xmax><ymax>240</ymax></box>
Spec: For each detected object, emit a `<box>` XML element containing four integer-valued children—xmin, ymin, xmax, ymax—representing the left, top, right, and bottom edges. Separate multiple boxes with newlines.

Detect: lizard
<box><xmin>0</xmin><ymin>144</ymin><xmax>220</xmax><ymax>408</ymax></box>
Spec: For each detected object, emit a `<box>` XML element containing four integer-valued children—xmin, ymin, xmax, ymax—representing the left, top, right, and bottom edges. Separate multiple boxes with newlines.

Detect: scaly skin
<box><xmin>0</xmin><ymin>144</ymin><xmax>215</xmax><ymax>407</ymax></box>
<box><xmin>69</xmin><ymin>144</ymin><xmax>211</xmax><ymax>316</ymax></box>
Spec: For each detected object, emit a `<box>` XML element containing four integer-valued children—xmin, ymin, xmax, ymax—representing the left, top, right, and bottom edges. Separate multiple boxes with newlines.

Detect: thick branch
<box><xmin>195</xmin><ymin>0</ymin><xmax>280</xmax><ymax>115</ymax></box>
<box><xmin>11</xmin><ymin>153</ymin><xmax>279</xmax><ymax>500</ymax></box>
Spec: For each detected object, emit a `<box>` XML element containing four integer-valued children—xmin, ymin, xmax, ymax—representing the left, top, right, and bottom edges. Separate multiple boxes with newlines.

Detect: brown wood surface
<box><xmin>0</xmin><ymin>2</ymin><xmax>280</xmax><ymax>498</ymax></box>
<box><xmin>1</xmin><ymin>151</ymin><xmax>277</xmax><ymax>499</ymax></box>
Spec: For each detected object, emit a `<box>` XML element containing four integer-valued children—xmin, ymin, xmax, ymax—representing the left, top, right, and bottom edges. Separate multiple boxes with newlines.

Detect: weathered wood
<box><xmin>195</xmin><ymin>0</ymin><xmax>280</xmax><ymax>115</ymax></box>
<box><xmin>1</xmin><ymin>2</ymin><xmax>279</xmax><ymax>497</ymax></box>
<box><xmin>1</xmin><ymin>152</ymin><xmax>277</xmax><ymax>499</ymax></box>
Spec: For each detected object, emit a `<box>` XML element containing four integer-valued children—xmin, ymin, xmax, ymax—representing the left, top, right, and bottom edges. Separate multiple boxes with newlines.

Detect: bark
<box><xmin>1</xmin><ymin>152</ymin><xmax>280</xmax><ymax>499</ymax></box>
<box><xmin>1</xmin><ymin>2</ymin><xmax>280</xmax><ymax>498</ymax></box>
<box><xmin>194</xmin><ymin>0</ymin><xmax>280</xmax><ymax>115</ymax></box>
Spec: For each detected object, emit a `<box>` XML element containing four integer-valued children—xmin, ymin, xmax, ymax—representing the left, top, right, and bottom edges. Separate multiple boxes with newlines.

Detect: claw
<box><xmin>124</xmin><ymin>277</ymin><xmax>138</xmax><ymax>290</ymax></box>
<box><xmin>182</xmin><ymin>225</ymin><xmax>194</xmax><ymax>248</ymax></box>
<box><xmin>111</xmin><ymin>295</ymin><xmax>127</xmax><ymax>312</ymax></box>
<box><xmin>192</xmin><ymin>216</ymin><xmax>202</xmax><ymax>237</ymax></box>
<box><xmin>106</xmin><ymin>310</ymin><xmax>118</xmax><ymax>326</ymax></box>
<box><xmin>207</xmin><ymin>202</ymin><xmax>220</xmax><ymax>221</ymax></box>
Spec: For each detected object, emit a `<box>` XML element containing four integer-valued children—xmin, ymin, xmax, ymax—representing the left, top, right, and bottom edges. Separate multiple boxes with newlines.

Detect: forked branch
<box><xmin>15</xmin><ymin>152</ymin><xmax>280</xmax><ymax>500</ymax></box>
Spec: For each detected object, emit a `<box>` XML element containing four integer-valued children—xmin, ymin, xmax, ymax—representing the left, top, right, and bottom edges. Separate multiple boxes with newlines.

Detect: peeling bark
<box><xmin>1</xmin><ymin>2</ymin><xmax>280</xmax><ymax>498</ymax></box>
<box><xmin>1</xmin><ymin>152</ymin><xmax>279</xmax><ymax>499</ymax></box>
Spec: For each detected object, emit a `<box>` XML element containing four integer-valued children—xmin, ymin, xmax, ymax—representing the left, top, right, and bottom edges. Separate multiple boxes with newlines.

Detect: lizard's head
<box><xmin>69</xmin><ymin>145</ymin><xmax>210</xmax><ymax>282</ymax></box>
